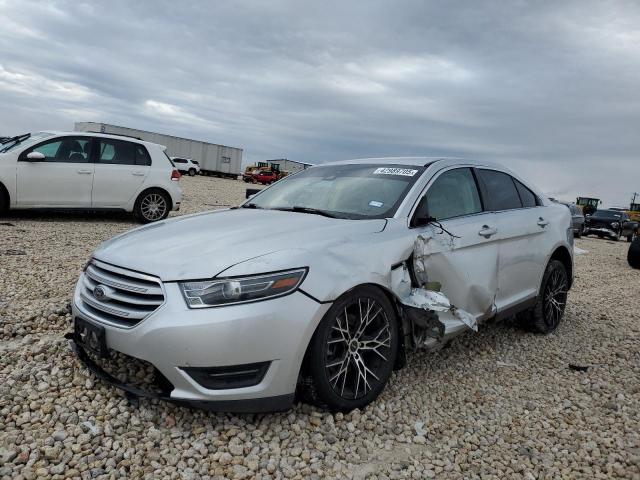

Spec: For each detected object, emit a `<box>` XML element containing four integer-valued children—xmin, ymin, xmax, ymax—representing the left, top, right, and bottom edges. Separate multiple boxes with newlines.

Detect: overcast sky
<box><xmin>1</xmin><ymin>0</ymin><xmax>639</xmax><ymax>205</ymax></box>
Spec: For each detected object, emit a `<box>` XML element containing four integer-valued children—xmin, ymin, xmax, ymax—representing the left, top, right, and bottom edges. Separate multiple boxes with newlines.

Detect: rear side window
<box><xmin>477</xmin><ymin>169</ymin><xmax>522</xmax><ymax>211</ymax></box>
<box><xmin>173</xmin><ymin>158</ymin><xmax>187</xmax><ymax>164</ymax></box>
<box><xmin>97</xmin><ymin>139</ymin><xmax>136</xmax><ymax>165</ymax></box>
<box><xmin>421</xmin><ymin>168</ymin><xmax>482</xmax><ymax>220</ymax></box>
<box><xmin>135</xmin><ymin>145</ymin><xmax>151</xmax><ymax>166</ymax></box>
<box><xmin>513</xmin><ymin>179</ymin><xmax>538</xmax><ymax>208</ymax></box>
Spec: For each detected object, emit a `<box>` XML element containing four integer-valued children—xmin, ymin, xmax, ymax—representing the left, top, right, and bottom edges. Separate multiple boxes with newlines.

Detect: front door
<box><xmin>16</xmin><ymin>136</ymin><xmax>94</xmax><ymax>207</ymax></box>
<box><xmin>92</xmin><ymin>138</ymin><xmax>151</xmax><ymax>208</ymax></box>
<box><xmin>411</xmin><ymin>167</ymin><xmax>500</xmax><ymax>321</ymax></box>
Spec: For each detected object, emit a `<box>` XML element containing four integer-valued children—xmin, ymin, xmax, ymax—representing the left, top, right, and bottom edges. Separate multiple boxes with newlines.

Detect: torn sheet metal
<box><xmin>390</xmin><ymin>262</ymin><xmax>478</xmax><ymax>352</ymax></box>
<box><xmin>401</xmin><ymin>288</ymin><xmax>477</xmax><ymax>332</ymax></box>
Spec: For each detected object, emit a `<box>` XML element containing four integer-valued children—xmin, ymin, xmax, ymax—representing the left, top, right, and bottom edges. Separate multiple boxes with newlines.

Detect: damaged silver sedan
<box><xmin>69</xmin><ymin>158</ymin><xmax>573</xmax><ymax>412</ymax></box>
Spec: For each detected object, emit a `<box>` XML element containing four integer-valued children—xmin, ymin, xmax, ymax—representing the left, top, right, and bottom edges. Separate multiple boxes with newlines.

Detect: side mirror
<box><xmin>25</xmin><ymin>151</ymin><xmax>45</xmax><ymax>161</ymax></box>
<box><xmin>245</xmin><ymin>188</ymin><xmax>261</xmax><ymax>199</ymax></box>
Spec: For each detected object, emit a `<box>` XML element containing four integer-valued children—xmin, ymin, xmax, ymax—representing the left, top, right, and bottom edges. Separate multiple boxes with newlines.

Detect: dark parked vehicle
<box><xmin>629</xmin><ymin>237</ymin><xmax>640</xmax><ymax>269</ymax></box>
<box><xmin>585</xmin><ymin>209</ymin><xmax>638</xmax><ymax>242</ymax></box>
<box><xmin>561</xmin><ymin>202</ymin><xmax>585</xmax><ymax>237</ymax></box>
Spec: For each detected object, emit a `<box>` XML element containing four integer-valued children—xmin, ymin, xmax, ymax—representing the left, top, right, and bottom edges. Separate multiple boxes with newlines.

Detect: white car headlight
<box><xmin>179</xmin><ymin>268</ymin><xmax>307</xmax><ymax>308</ymax></box>
<box><xmin>611</xmin><ymin>221</ymin><xmax>619</xmax><ymax>228</ymax></box>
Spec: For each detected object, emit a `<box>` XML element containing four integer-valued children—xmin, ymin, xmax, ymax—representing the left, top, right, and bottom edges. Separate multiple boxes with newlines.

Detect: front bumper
<box><xmin>71</xmin><ymin>276</ymin><xmax>331</xmax><ymax>411</ymax></box>
<box><xmin>586</xmin><ymin>227</ymin><xmax>618</xmax><ymax>238</ymax></box>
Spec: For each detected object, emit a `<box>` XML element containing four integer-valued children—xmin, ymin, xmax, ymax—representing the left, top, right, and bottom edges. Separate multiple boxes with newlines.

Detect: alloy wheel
<box><xmin>140</xmin><ymin>193</ymin><xmax>167</xmax><ymax>221</ymax></box>
<box><xmin>543</xmin><ymin>266</ymin><xmax>568</xmax><ymax>329</ymax></box>
<box><xmin>323</xmin><ymin>297</ymin><xmax>392</xmax><ymax>400</ymax></box>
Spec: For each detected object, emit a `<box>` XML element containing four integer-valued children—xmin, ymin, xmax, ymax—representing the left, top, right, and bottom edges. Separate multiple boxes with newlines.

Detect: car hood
<box><xmin>93</xmin><ymin>209</ymin><xmax>387</xmax><ymax>281</ymax></box>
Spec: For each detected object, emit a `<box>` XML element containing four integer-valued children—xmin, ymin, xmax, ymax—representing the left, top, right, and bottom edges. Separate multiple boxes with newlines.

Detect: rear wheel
<box><xmin>574</xmin><ymin>228</ymin><xmax>581</xmax><ymax>238</ymax></box>
<box><xmin>0</xmin><ymin>183</ymin><xmax>8</xmax><ymax>212</ymax></box>
<box><xmin>188</xmin><ymin>168</ymin><xmax>196</xmax><ymax>176</ymax></box>
<box><xmin>524</xmin><ymin>260</ymin><xmax>569</xmax><ymax>333</ymax></box>
<box><xmin>627</xmin><ymin>234</ymin><xmax>633</xmax><ymax>242</ymax></box>
<box><xmin>134</xmin><ymin>189</ymin><xmax>170</xmax><ymax>223</ymax></box>
<box><xmin>305</xmin><ymin>286</ymin><xmax>398</xmax><ymax>411</ymax></box>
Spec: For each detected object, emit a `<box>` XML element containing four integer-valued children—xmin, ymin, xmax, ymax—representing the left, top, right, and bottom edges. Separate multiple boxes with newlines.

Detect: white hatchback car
<box><xmin>69</xmin><ymin>157</ymin><xmax>573</xmax><ymax>412</ymax></box>
<box><xmin>0</xmin><ymin>132</ymin><xmax>182</xmax><ymax>223</ymax></box>
<box><xmin>170</xmin><ymin>157</ymin><xmax>201</xmax><ymax>176</ymax></box>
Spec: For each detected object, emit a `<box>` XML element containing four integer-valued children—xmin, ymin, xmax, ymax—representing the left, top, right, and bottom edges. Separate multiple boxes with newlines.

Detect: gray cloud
<box><xmin>1</xmin><ymin>0</ymin><xmax>639</xmax><ymax>205</ymax></box>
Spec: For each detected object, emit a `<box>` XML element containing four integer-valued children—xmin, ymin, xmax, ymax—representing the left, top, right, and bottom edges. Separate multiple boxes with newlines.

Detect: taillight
<box><xmin>171</xmin><ymin>169</ymin><xmax>181</xmax><ymax>181</ymax></box>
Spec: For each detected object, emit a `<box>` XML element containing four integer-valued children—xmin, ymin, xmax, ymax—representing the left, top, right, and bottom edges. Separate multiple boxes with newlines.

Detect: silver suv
<box><xmin>69</xmin><ymin>157</ymin><xmax>573</xmax><ymax>412</ymax></box>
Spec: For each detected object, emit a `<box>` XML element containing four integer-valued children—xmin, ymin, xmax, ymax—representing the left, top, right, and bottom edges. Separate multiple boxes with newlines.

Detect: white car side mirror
<box><xmin>26</xmin><ymin>151</ymin><xmax>45</xmax><ymax>161</ymax></box>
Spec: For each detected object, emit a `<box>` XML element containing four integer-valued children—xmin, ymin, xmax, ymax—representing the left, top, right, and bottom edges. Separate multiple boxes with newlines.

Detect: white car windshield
<box><xmin>244</xmin><ymin>163</ymin><xmax>425</xmax><ymax>219</ymax></box>
<box><xmin>0</xmin><ymin>132</ymin><xmax>54</xmax><ymax>153</ymax></box>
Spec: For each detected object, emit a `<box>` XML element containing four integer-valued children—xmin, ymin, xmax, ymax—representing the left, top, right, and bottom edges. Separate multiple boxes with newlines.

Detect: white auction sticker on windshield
<box><xmin>369</xmin><ymin>200</ymin><xmax>384</xmax><ymax>207</ymax></box>
<box><xmin>373</xmin><ymin>167</ymin><xmax>418</xmax><ymax>177</ymax></box>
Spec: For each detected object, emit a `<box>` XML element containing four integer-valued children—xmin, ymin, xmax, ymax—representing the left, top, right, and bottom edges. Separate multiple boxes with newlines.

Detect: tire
<box><xmin>188</xmin><ymin>168</ymin><xmax>196</xmax><ymax>176</ymax></box>
<box><xmin>0</xmin><ymin>183</ymin><xmax>8</xmax><ymax>212</ymax></box>
<box><xmin>523</xmin><ymin>260</ymin><xmax>569</xmax><ymax>334</ymax></box>
<box><xmin>305</xmin><ymin>286</ymin><xmax>398</xmax><ymax>411</ymax></box>
<box><xmin>134</xmin><ymin>189</ymin><xmax>171</xmax><ymax>224</ymax></box>
<box><xmin>628</xmin><ymin>237</ymin><xmax>640</xmax><ymax>269</ymax></box>
<box><xmin>627</xmin><ymin>234</ymin><xmax>633</xmax><ymax>243</ymax></box>
<box><xmin>574</xmin><ymin>228</ymin><xmax>581</xmax><ymax>239</ymax></box>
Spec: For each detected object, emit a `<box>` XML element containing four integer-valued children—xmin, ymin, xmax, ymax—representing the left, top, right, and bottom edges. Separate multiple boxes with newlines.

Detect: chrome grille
<box><xmin>78</xmin><ymin>259</ymin><xmax>164</xmax><ymax>328</ymax></box>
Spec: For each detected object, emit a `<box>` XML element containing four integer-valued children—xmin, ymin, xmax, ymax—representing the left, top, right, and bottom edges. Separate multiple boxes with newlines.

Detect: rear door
<box><xmin>411</xmin><ymin>167</ymin><xmax>500</xmax><ymax>321</ymax></box>
<box><xmin>92</xmin><ymin>138</ymin><xmax>151</xmax><ymax>208</ymax></box>
<box><xmin>475</xmin><ymin>169</ymin><xmax>548</xmax><ymax>312</ymax></box>
<box><xmin>16</xmin><ymin>136</ymin><xmax>94</xmax><ymax>207</ymax></box>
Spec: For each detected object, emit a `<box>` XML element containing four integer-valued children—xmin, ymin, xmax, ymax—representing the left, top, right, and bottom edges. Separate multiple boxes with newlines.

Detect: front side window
<box><xmin>97</xmin><ymin>139</ymin><xmax>136</xmax><ymax>165</ymax></box>
<box><xmin>419</xmin><ymin>168</ymin><xmax>482</xmax><ymax>221</ymax></box>
<box><xmin>246</xmin><ymin>164</ymin><xmax>425</xmax><ymax>219</ymax></box>
<box><xmin>477</xmin><ymin>169</ymin><xmax>522</xmax><ymax>211</ymax></box>
<box><xmin>24</xmin><ymin>136</ymin><xmax>91</xmax><ymax>163</ymax></box>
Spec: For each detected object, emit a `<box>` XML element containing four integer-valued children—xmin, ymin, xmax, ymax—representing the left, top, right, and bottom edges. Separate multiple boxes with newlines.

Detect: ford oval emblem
<box><xmin>93</xmin><ymin>285</ymin><xmax>108</xmax><ymax>301</ymax></box>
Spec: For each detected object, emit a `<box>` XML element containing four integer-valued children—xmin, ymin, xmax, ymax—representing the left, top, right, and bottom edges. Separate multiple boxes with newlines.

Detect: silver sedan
<box><xmin>69</xmin><ymin>157</ymin><xmax>573</xmax><ymax>412</ymax></box>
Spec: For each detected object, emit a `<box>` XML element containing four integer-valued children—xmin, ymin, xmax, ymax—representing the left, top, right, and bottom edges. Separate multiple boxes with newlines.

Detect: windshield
<box><xmin>593</xmin><ymin>210</ymin><xmax>621</xmax><ymax>218</ymax></box>
<box><xmin>245</xmin><ymin>163</ymin><xmax>425</xmax><ymax>219</ymax></box>
<box><xmin>0</xmin><ymin>132</ymin><xmax>53</xmax><ymax>153</ymax></box>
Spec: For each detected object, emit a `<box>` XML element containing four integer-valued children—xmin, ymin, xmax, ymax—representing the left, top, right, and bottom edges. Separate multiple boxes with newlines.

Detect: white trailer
<box><xmin>74</xmin><ymin>122</ymin><xmax>243</xmax><ymax>178</ymax></box>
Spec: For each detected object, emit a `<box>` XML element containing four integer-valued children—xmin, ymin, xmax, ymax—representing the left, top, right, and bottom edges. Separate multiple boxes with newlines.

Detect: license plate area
<box><xmin>75</xmin><ymin>317</ymin><xmax>109</xmax><ymax>358</ymax></box>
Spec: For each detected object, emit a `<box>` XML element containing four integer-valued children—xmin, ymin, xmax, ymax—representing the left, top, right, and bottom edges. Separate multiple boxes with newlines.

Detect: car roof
<box><xmin>41</xmin><ymin>131</ymin><xmax>164</xmax><ymax>149</ymax></box>
<box><xmin>320</xmin><ymin>156</ymin><xmax>511</xmax><ymax>170</ymax></box>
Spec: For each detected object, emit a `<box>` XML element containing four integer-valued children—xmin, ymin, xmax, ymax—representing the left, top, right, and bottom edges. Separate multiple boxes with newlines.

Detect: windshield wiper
<box><xmin>241</xmin><ymin>203</ymin><xmax>261</xmax><ymax>209</ymax></box>
<box><xmin>0</xmin><ymin>133</ymin><xmax>30</xmax><ymax>152</ymax></box>
<box><xmin>274</xmin><ymin>206</ymin><xmax>339</xmax><ymax>218</ymax></box>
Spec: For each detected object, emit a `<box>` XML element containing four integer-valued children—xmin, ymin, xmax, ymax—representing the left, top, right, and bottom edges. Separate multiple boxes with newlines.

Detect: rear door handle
<box><xmin>132</xmin><ymin>171</ymin><xmax>145</xmax><ymax>176</ymax></box>
<box><xmin>537</xmin><ymin>217</ymin><xmax>549</xmax><ymax>227</ymax></box>
<box><xmin>77</xmin><ymin>169</ymin><xmax>92</xmax><ymax>174</ymax></box>
<box><xmin>478</xmin><ymin>225</ymin><xmax>497</xmax><ymax>238</ymax></box>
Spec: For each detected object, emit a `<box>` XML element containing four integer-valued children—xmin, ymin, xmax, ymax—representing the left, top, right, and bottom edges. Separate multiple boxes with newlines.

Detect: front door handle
<box><xmin>537</xmin><ymin>217</ymin><xmax>549</xmax><ymax>227</ymax></box>
<box><xmin>478</xmin><ymin>225</ymin><xmax>497</xmax><ymax>238</ymax></box>
<box><xmin>132</xmin><ymin>171</ymin><xmax>145</xmax><ymax>176</ymax></box>
<box><xmin>77</xmin><ymin>169</ymin><xmax>92</xmax><ymax>174</ymax></box>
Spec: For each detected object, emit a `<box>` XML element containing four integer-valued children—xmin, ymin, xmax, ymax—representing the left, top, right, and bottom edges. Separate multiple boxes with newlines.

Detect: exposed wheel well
<box><xmin>549</xmin><ymin>246</ymin><xmax>573</xmax><ymax>289</ymax></box>
<box><xmin>0</xmin><ymin>181</ymin><xmax>10</xmax><ymax>210</ymax></box>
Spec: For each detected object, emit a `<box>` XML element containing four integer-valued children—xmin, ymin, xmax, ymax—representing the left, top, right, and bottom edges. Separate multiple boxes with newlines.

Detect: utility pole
<box><xmin>632</xmin><ymin>192</ymin><xmax>638</xmax><ymax>206</ymax></box>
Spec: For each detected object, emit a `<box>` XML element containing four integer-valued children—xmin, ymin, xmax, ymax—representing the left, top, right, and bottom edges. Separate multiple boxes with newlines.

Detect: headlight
<box><xmin>179</xmin><ymin>268</ymin><xmax>307</xmax><ymax>308</ymax></box>
<box><xmin>611</xmin><ymin>221</ymin><xmax>619</xmax><ymax>228</ymax></box>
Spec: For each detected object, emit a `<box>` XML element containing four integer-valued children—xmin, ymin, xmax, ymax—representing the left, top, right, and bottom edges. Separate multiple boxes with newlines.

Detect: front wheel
<box><xmin>305</xmin><ymin>286</ymin><xmax>398</xmax><ymax>411</ymax></box>
<box><xmin>523</xmin><ymin>260</ymin><xmax>569</xmax><ymax>333</ymax></box>
<box><xmin>188</xmin><ymin>168</ymin><xmax>196</xmax><ymax>176</ymax></box>
<box><xmin>134</xmin><ymin>189</ymin><xmax>171</xmax><ymax>223</ymax></box>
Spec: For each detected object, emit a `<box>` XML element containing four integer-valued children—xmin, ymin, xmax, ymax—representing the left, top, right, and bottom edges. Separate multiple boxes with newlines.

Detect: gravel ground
<box><xmin>1</xmin><ymin>176</ymin><xmax>639</xmax><ymax>479</ymax></box>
